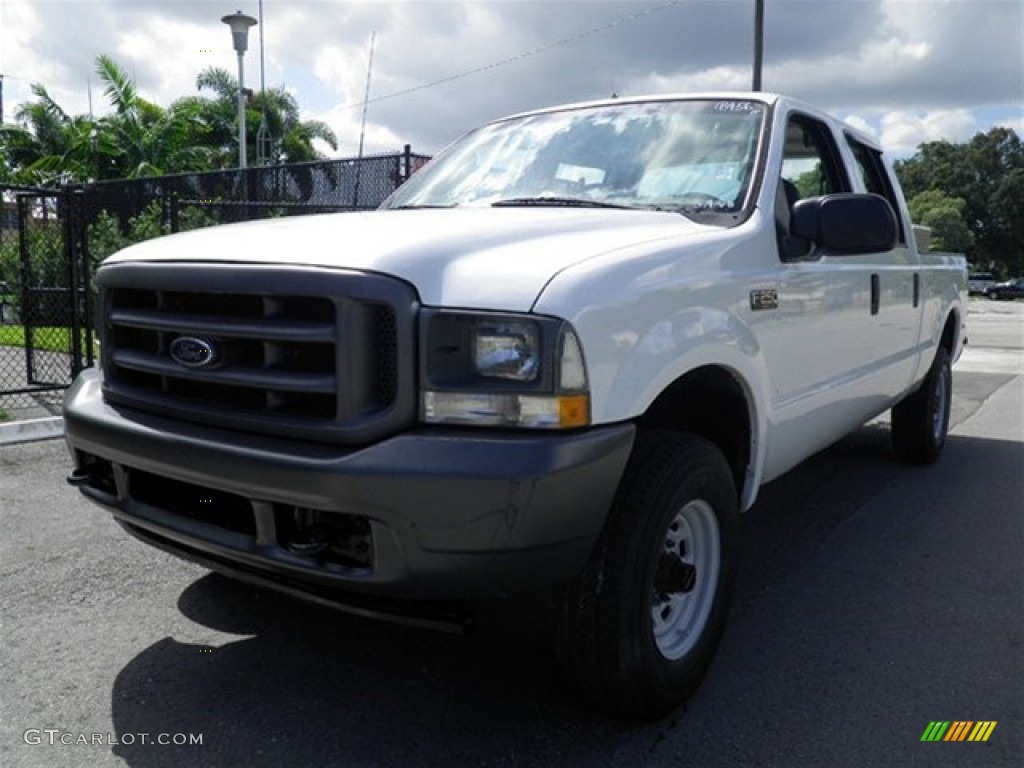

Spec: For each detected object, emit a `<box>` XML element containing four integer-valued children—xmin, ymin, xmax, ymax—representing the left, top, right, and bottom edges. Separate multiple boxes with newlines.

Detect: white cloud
<box><xmin>116</xmin><ymin>17</ymin><xmax>226</xmax><ymax>107</ymax></box>
<box><xmin>312</xmin><ymin>100</ymin><xmax>406</xmax><ymax>158</ymax></box>
<box><xmin>995</xmin><ymin>114</ymin><xmax>1024</xmax><ymax>138</ymax></box>
<box><xmin>841</xmin><ymin>115</ymin><xmax>879</xmax><ymax>141</ymax></box>
<box><xmin>632</xmin><ymin>66</ymin><xmax>752</xmax><ymax>96</ymax></box>
<box><xmin>878</xmin><ymin>109</ymin><xmax>979</xmax><ymax>156</ymax></box>
<box><xmin>0</xmin><ymin>0</ymin><xmax>1019</xmax><ymax>158</ymax></box>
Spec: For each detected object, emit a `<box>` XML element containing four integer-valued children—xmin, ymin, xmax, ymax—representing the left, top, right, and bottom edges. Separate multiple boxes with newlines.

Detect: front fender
<box><xmin>595</xmin><ymin>307</ymin><xmax>769</xmax><ymax>510</ymax></box>
<box><xmin>560</xmin><ymin>298</ymin><xmax>768</xmax><ymax>510</ymax></box>
<box><xmin>530</xmin><ymin>215</ymin><xmax>777</xmax><ymax>510</ymax></box>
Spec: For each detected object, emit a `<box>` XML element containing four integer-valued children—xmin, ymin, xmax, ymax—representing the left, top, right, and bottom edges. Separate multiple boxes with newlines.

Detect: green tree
<box><xmin>91</xmin><ymin>55</ymin><xmax>214</xmax><ymax>179</ymax></box>
<box><xmin>0</xmin><ymin>56</ymin><xmax>338</xmax><ymax>184</ymax></box>
<box><xmin>0</xmin><ymin>84</ymin><xmax>96</xmax><ymax>184</ymax></box>
<box><xmin>88</xmin><ymin>201</ymin><xmax>218</xmax><ymax>268</ymax></box>
<box><xmin>990</xmin><ymin>168</ymin><xmax>1024</xmax><ymax>272</ymax></box>
<box><xmin>896</xmin><ymin>127</ymin><xmax>1024</xmax><ymax>274</ymax></box>
<box><xmin>194</xmin><ymin>66</ymin><xmax>339</xmax><ymax>167</ymax></box>
<box><xmin>0</xmin><ymin>57</ymin><xmax>215</xmax><ymax>183</ymax></box>
<box><xmin>793</xmin><ymin>165</ymin><xmax>826</xmax><ymax>199</ymax></box>
<box><xmin>907</xmin><ymin>190</ymin><xmax>974</xmax><ymax>254</ymax></box>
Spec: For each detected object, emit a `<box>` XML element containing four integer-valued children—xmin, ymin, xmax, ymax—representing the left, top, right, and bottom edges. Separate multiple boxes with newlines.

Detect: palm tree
<box><xmin>194</xmin><ymin>66</ymin><xmax>339</xmax><ymax>167</ymax></box>
<box><xmin>0</xmin><ymin>56</ymin><xmax>340</xmax><ymax>186</ymax></box>
<box><xmin>0</xmin><ymin>56</ymin><xmax>215</xmax><ymax>183</ymax></box>
<box><xmin>189</xmin><ymin>67</ymin><xmax>241</xmax><ymax>166</ymax></box>
<box><xmin>92</xmin><ymin>54</ymin><xmax>212</xmax><ymax>178</ymax></box>
<box><xmin>0</xmin><ymin>84</ymin><xmax>94</xmax><ymax>184</ymax></box>
<box><xmin>255</xmin><ymin>88</ymin><xmax>338</xmax><ymax>164</ymax></box>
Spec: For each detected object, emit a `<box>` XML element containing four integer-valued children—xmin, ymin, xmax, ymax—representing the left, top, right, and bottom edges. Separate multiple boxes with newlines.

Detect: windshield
<box><xmin>385</xmin><ymin>99</ymin><xmax>766</xmax><ymax>218</ymax></box>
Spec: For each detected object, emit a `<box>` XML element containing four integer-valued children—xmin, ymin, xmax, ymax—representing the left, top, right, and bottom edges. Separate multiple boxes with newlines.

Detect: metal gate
<box><xmin>0</xmin><ymin>185</ymin><xmax>93</xmax><ymax>411</ymax></box>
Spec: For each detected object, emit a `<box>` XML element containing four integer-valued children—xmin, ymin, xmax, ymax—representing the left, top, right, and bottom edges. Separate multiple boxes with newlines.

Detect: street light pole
<box><xmin>221</xmin><ymin>11</ymin><xmax>258</xmax><ymax>169</ymax></box>
<box><xmin>752</xmin><ymin>0</ymin><xmax>764</xmax><ymax>91</ymax></box>
<box><xmin>235</xmin><ymin>48</ymin><xmax>247</xmax><ymax>168</ymax></box>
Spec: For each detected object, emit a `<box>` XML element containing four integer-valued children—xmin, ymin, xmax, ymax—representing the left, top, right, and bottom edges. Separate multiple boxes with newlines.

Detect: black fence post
<box><xmin>64</xmin><ymin>188</ymin><xmax>81</xmax><ymax>377</ymax></box>
<box><xmin>16</xmin><ymin>193</ymin><xmax>34</xmax><ymax>385</ymax></box>
<box><xmin>169</xmin><ymin>192</ymin><xmax>180</xmax><ymax>234</ymax></box>
<box><xmin>352</xmin><ymin>159</ymin><xmax>363</xmax><ymax>209</ymax></box>
<box><xmin>79</xmin><ymin>187</ymin><xmax>95</xmax><ymax>370</ymax></box>
<box><xmin>402</xmin><ymin>144</ymin><xmax>412</xmax><ymax>185</ymax></box>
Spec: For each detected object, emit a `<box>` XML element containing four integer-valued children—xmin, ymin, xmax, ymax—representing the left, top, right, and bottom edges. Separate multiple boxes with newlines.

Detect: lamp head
<box><xmin>221</xmin><ymin>11</ymin><xmax>257</xmax><ymax>54</ymax></box>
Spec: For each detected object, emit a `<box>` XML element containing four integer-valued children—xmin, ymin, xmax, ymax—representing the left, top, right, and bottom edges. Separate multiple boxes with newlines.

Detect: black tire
<box><xmin>555</xmin><ymin>431</ymin><xmax>739</xmax><ymax>720</ymax></box>
<box><xmin>891</xmin><ymin>346</ymin><xmax>952</xmax><ymax>464</ymax></box>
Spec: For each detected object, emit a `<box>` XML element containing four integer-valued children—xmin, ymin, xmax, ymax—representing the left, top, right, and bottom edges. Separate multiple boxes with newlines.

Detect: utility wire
<box><xmin>339</xmin><ymin>0</ymin><xmax>683</xmax><ymax>110</ymax></box>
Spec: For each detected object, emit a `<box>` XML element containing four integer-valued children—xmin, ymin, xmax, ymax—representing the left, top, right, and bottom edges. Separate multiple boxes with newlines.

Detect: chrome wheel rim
<box><xmin>651</xmin><ymin>499</ymin><xmax>720</xmax><ymax>661</ymax></box>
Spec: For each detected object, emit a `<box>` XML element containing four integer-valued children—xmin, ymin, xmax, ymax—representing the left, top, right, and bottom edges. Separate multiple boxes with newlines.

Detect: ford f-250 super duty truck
<box><xmin>64</xmin><ymin>93</ymin><xmax>966</xmax><ymax>719</ymax></box>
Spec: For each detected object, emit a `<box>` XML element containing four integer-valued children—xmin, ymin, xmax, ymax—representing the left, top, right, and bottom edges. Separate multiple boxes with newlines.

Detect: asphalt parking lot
<box><xmin>1</xmin><ymin>300</ymin><xmax>1021</xmax><ymax>768</ymax></box>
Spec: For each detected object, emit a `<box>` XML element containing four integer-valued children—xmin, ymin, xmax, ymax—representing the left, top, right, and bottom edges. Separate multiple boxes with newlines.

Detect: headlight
<box><xmin>474</xmin><ymin>321</ymin><xmax>539</xmax><ymax>381</ymax></box>
<box><xmin>420</xmin><ymin>310</ymin><xmax>589</xmax><ymax>429</ymax></box>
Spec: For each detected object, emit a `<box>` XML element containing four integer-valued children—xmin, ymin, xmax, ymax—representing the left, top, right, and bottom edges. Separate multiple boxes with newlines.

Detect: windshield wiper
<box><xmin>391</xmin><ymin>203</ymin><xmax>458</xmax><ymax>209</ymax></box>
<box><xmin>491</xmin><ymin>196</ymin><xmax>634</xmax><ymax>210</ymax></box>
<box><xmin>647</xmin><ymin>201</ymin><xmax>740</xmax><ymax>222</ymax></box>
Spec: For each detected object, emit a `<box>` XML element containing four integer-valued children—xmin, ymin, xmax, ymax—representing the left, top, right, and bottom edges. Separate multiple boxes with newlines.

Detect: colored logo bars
<box><xmin>921</xmin><ymin>721</ymin><xmax>997</xmax><ymax>742</ymax></box>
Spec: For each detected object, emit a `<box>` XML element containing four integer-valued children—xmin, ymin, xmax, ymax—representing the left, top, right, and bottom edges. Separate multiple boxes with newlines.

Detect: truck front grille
<box><xmin>98</xmin><ymin>263</ymin><xmax>417</xmax><ymax>444</ymax></box>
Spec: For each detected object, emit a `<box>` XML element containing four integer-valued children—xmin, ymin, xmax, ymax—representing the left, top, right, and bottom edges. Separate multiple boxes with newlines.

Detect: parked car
<box><xmin>968</xmin><ymin>272</ymin><xmax>997</xmax><ymax>296</ymax></box>
<box><xmin>986</xmin><ymin>278</ymin><xmax>1024</xmax><ymax>300</ymax></box>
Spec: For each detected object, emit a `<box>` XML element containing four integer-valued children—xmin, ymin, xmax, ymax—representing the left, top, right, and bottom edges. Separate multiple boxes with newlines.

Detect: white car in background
<box><xmin>968</xmin><ymin>272</ymin><xmax>997</xmax><ymax>295</ymax></box>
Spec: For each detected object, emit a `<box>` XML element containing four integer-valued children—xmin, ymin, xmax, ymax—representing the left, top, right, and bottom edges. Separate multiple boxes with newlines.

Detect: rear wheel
<box><xmin>555</xmin><ymin>431</ymin><xmax>739</xmax><ymax>720</ymax></box>
<box><xmin>891</xmin><ymin>346</ymin><xmax>952</xmax><ymax>464</ymax></box>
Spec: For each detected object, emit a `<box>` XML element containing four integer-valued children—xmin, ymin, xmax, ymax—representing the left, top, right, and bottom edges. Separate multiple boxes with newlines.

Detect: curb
<box><xmin>0</xmin><ymin>416</ymin><xmax>65</xmax><ymax>446</ymax></box>
<box><xmin>954</xmin><ymin>346</ymin><xmax>1024</xmax><ymax>375</ymax></box>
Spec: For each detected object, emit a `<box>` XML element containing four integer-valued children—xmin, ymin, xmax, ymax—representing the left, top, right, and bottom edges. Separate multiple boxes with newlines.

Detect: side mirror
<box><xmin>791</xmin><ymin>193</ymin><xmax>898</xmax><ymax>254</ymax></box>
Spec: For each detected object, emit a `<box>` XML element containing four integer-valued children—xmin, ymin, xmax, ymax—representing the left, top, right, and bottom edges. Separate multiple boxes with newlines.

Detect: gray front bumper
<box><xmin>63</xmin><ymin>369</ymin><xmax>634</xmax><ymax>603</ymax></box>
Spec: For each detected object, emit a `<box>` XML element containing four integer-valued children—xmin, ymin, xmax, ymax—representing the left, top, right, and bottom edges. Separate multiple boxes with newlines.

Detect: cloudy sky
<box><xmin>0</xmin><ymin>0</ymin><xmax>1021</xmax><ymax>159</ymax></box>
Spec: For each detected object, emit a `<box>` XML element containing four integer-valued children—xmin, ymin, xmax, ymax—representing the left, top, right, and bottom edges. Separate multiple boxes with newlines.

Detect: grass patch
<box><xmin>0</xmin><ymin>325</ymin><xmax>93</xmax><ymax>353</ymax></box>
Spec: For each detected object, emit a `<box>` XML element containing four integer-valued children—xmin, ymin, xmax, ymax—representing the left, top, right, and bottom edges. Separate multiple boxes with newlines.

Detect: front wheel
<box><xmin>555</xmin><ymin>431</ymin><xmax>739</xmax><ymax>720</ymax></box>
<box><xmin>891</xmin><ymin>346</ymin><xmax>952</xmax><ymax>464</ymax></box>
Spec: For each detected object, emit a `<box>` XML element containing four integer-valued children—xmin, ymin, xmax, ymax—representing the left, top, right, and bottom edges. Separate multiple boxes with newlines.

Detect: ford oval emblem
<box><xmin>169</xmin><ymin>336</ymin><xmax>218</xmax><ymax>369</ymax></box>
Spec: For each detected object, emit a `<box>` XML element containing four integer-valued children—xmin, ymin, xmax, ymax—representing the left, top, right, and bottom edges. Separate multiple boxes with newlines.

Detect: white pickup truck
<box><xmin>64</xmin><ymin>93</ymin><xmax>966</xmax><ymax>719</ymax></box>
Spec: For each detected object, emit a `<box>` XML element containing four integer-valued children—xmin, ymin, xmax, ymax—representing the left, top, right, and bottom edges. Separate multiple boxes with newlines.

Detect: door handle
<box><xmin>870</xmin><ymin>274</ymin><xmax>880</xmax><ymax>315</ymax></box>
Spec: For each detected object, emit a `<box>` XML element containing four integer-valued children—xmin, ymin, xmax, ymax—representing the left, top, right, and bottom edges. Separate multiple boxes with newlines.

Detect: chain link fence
<box><xmin>1</xmin><ymin>187</ymin><xmax>92</xmax><ymax>413</ymax></box>
<box><xmin>85</xmin><ymin>147</ymin><xmax>429</xmax><ymax>233</ymax></box>
<box><xmin>1</xmin><ymin>149</ymin><xmax>430</xmax><ymax>416</ymax></box>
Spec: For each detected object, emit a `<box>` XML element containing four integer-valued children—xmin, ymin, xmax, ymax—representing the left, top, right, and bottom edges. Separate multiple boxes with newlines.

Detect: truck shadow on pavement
<box><xmin>109</xmin><ymin>575</ymin><xmax>630</xmax><ymax>767</ymax></box>
<box><xmin>107</xmin><ymin>425</ymin><xmax>1023</xmax><ymax>768</ymax></box>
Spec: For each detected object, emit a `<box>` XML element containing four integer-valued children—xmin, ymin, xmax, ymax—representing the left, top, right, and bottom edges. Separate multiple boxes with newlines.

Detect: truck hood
<box><xmin>107</xmin><ymin>208</ymin><xmax>708</xmax><ymax>310</ymax></box>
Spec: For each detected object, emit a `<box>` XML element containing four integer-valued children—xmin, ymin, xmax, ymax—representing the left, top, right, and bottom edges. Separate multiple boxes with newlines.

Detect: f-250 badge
<box><xmin>749</xmin><ymin>288</ymin><xmax>779</xmax><ymax>311</ymax></box>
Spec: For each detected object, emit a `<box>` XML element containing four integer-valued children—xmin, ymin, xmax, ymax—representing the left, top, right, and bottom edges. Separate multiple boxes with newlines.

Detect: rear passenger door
<box><xmin>844</xmin><ymin>134</ymin><xmax>922</xmax><ymax>394</ymax></box>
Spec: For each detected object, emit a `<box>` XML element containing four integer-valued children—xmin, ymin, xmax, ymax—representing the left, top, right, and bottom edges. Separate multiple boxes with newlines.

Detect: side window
<box><xmin>780</xmin><ymin>114</ymin><xmax>850</xmax><ymax>200</ymax></box>
<box><xmin>846</xmin><ymin>135</ymin><xmax>906</xmax><ymax>243</ymax></box>
<box><xmin>775</xmin><ymin>114</ymin><xmax>850</xmax><ymax>261</ymax></box>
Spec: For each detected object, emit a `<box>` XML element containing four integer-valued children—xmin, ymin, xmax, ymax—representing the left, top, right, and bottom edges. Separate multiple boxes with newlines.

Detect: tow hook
<box><xmin>67</xmin><ymin>466</ymin><xmax>101</xmax><ymax>487</ymax></box>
